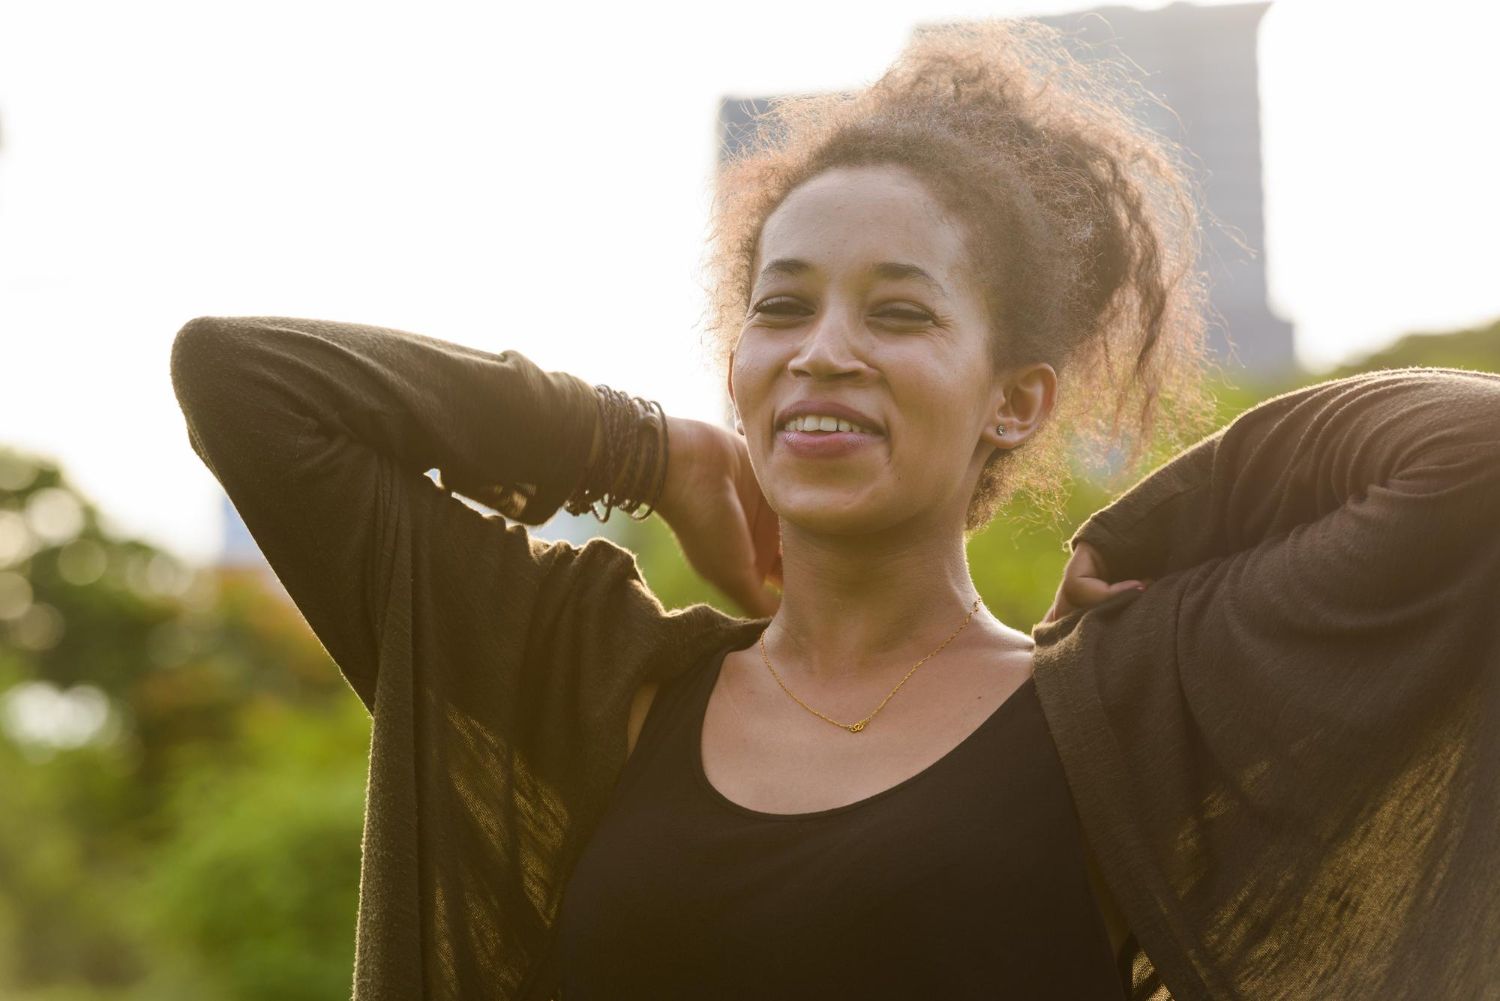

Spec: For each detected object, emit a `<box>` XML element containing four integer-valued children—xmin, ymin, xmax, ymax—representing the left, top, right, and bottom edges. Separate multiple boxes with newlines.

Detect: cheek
<box><xmin>730</xmin><ymin>353</ymin><xmax>776</xmax><ymax>408</ymax></box>
<box><xmin>893</xmin><ymin>408</ymin><xmax>976</xmax><ymax>470</ymax></box>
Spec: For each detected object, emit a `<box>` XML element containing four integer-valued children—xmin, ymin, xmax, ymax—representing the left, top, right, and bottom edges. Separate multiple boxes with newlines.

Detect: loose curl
<box><xmin>697</xmin><ymin>18</ymin><xmax>1229</xmax><ymax>537</ymax></box>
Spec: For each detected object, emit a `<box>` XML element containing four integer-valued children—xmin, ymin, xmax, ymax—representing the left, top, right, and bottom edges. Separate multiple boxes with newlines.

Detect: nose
<box><xmin>787</xmin><ymin>303</ymin><xmax>869</xmax><ymax>379</ymax></box>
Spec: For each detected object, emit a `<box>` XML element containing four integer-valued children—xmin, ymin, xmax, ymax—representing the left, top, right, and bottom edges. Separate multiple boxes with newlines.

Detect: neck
<box><xmin>765</xmin><ymin>517</ymin><xmax>993</xmax><ymax>686</ymax></box>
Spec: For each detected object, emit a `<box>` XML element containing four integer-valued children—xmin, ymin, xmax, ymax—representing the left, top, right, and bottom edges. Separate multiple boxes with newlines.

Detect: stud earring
<box><xmin>996</xmin><ymin>423</ymin><xmax>1006</xmax><ymax>436</ymax></box>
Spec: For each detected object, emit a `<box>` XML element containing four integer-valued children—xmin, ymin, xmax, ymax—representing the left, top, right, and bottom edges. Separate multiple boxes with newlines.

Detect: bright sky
<box><xmin>2</xmin><ymin>0</ymin><xmax>1496</xmax><ymax>565</ymax></box>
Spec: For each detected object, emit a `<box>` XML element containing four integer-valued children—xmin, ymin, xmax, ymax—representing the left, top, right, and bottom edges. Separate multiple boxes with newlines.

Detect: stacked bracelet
<box><xmin>563</xmin><ymin>384</ymin><xmax>670</xmax><ymax>523</ymax></box>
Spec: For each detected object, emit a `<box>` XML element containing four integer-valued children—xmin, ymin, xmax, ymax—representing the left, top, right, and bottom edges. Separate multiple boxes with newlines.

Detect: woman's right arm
<box><xmin>169</xmin><ymin>314</ymin><xmax>607</xmax><ymax>711</ymax></box>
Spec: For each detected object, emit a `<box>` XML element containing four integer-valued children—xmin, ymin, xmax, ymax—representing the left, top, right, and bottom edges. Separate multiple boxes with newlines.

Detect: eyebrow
<box><xmin>757</xmin><ymin>258</ymin><xmax>949</xmax><ymax>299</ymax></box>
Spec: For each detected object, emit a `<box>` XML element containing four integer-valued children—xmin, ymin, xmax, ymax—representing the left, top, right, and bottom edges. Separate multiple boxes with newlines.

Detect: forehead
<box><xmin>755</xmin><ymin>165</ymin><xmax>969</xmax><ymax>285</ymax></box>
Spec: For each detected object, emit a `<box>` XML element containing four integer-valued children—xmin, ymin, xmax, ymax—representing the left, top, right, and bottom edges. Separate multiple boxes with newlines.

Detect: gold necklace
<box><xmin>758</xmin><ymin>597</ymin><xmax>984</xmax><ymax>734</ymax></box>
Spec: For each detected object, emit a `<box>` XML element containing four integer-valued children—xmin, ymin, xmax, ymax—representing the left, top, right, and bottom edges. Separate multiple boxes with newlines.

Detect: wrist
<box><xmin>655</xmin><ymin>416</ymin><xmax>705</xmax><ymax>522</ymax></box>
<box><xmin>585</xmin><ymin>406</ymin><xmax>604</xmax><ymax>474</ymax></box>
<box><xmin>566</xmin><ymin>385</ymin><xmax>666</xmax><ymax>521</ymax></box>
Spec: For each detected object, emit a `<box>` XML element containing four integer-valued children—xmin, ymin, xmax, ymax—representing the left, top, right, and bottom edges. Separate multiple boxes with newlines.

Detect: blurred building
<box><xmin>716</xmin><ymin>0</ymin><xmax>1294</xmax><ymax>385</ymax></box>
<box><xmin>222</xmin><ymin>1</ymin><xmax>1293</xmax><ymax>570</ymax></box>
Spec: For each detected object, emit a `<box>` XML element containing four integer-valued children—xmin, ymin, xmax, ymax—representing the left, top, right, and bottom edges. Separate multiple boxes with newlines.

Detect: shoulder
<box><xmin>624</xmin><ymin>644</ymin><xmax>727</xmax><ymax>762</ymax></box>
<box><xmin>625</xmin><ymin>626</ymin><xmax>768</xmax><ymax>762</ymax></box>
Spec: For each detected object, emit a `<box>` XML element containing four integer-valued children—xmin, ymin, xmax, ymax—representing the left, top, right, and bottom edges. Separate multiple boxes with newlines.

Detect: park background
<box><xmin>1</xmin><ymin>1</ymin><xmax>1498</xmax><ymax>997</ymax></box>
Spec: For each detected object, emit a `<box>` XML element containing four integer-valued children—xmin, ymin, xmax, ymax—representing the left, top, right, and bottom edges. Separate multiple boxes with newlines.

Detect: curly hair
<box><xmin>697</xmin><ymin>17</ymin><xmax>1230</xmax><ymax>537</ymax></box>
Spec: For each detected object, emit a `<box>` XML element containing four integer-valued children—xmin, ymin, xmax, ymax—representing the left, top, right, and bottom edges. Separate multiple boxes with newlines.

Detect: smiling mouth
<box><xmin>775</xmin><ymin>427</ymin><xmax>884</xmax><ymax>457</ymax></box>
<box><xmin>778</xmin><ymin>428</ymin><xmax>882</xmax><ymax>437</ymax></box>
<box><xmin>776</xmin><ymin>416</ymin><xmax>885</xmax><ymax>433</ymax></box>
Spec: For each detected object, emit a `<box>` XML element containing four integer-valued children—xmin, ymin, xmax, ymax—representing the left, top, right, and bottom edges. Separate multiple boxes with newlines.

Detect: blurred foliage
<box><xmin>0</xmin><ymin>448</ymin><xmax>365</xmax><ymax>1000</ymax></box>
<box><xmin>1</xmin><ymin>316</ymin><xmax>1495</xmax><ymax>998</ymax></box>
<box><xmin>1319</xmin><ymin>315</ymin><xmax>1500</xmax><ymax>379</ymax></box>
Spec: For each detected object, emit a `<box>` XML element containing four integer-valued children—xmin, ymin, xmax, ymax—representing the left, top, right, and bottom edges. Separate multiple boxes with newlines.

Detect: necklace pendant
<box><xmin>849</xmin><ymin>721</ymin><xmax>866</xmax><ymax>733</ymax></box>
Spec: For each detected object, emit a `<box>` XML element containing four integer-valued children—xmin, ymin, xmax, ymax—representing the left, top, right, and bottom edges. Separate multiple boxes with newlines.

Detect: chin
<box><xmin>775</xmin><ymin>493</ymin><xmax>891</xmax><ymax>535</ymax></box>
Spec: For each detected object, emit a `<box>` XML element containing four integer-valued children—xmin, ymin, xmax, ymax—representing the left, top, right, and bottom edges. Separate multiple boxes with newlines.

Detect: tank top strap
<box><xmin>609</xmin><ymin>640</ymin><xmax>740</xmax><ymax>803</ymax></box>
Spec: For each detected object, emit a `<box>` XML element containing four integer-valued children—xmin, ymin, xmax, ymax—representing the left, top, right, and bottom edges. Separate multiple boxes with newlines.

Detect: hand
<box><xmin>656</xmin><ymin>417</ymin><xmax>782</xmax><ymax>619</ymax></box>
<box><xmin>1040</xmin><ymin>539</ymin><xmax>1151</xmax><ymax>625</ymax></box>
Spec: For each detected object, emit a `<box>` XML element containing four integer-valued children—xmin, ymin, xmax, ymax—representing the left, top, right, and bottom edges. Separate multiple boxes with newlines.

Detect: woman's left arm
<box><xmin>1034</xmin><ymin>366</ymin><xmax>1500</xmax><ymax>1001</ymax></box>
<box><xmin>1069</xmin><ymin>366</ymin><xmax>1500</xmax><ymax>612</ymax></box>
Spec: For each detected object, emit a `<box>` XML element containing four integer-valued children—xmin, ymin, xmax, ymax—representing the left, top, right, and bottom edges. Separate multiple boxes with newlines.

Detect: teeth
<box><xmin>781</xmin><ymin>414</ymin><xmax>876</xmax><ymax>434</ymax></box>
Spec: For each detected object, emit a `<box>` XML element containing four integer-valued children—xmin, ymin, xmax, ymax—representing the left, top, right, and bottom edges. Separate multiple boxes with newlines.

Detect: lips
<box><xmin>776</xmin><ymin>425</ymin><xmax>882</xmax><ymax>459</ymax></box>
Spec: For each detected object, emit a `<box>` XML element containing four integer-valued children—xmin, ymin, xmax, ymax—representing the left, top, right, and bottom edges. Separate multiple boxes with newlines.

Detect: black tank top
<box><xmin>554</xmin><ymin>638</ymin><xmax>1128</xmax><ymax>1000</ymax></box>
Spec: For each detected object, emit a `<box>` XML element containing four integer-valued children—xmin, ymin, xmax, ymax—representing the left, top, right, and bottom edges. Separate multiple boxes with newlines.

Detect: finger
<box><xmin>760</xmin><ymin>536</ymin><xmax>783</xmax><ymax>589</ymax></box>
<box><xmin>724</xmin><ymin>502</ymin><xmax>779</xmax><ymax>617</ymax></box>
<box><xmin>752</xmin><ymin>525</ymin><xmax>778</xmax><ymax>585</ymax></box>
<box><xmin>1060</xmin><ymin>572</ymin><xmax>1108</xmax><ymax>608</ymax></box>
<box><xmin>750</xmin><ymin>501</ymin><xmax>782</xmax><ymax>586</ymax></box>
<box><xmin>1063</xmin><ymin>573</ymin><xmax>1146</xmax><ymax>609</ymax></box>
<box><xmin>730</xmin><ymin>573</ymin><xmax>779</xmax><ymax>618</ymax></box>
<box><xmin>1070</xmin><ymin>545</ymin><xmax>1150</xmax><ymax>595</ymax></box>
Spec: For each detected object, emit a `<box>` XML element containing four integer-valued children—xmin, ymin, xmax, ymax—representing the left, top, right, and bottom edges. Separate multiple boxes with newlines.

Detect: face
<box><xmin>729</xmin><ymin>163</ymin><xmax>1046</xmax><ymax>536</ymax></box>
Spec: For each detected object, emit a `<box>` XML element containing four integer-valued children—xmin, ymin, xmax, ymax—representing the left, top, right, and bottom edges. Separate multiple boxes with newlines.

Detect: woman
<box><xmin>168</xmin><ymin>18</ymin><xmax>1499</xmax><ymax>1001</ymax></box>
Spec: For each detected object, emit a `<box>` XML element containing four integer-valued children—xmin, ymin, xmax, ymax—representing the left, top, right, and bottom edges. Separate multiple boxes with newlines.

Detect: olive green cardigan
<box><xmin>170</xmin><ymin>314</ymin><xmax>1500</xmax><ymax>1000</ymax></box>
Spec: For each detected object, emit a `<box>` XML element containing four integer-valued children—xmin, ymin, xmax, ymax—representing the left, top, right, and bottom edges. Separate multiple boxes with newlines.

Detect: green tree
<box><xmin>0</xmin><ymin>448</ymin><xmax>370</xmax><ymax>1000</ymax></box>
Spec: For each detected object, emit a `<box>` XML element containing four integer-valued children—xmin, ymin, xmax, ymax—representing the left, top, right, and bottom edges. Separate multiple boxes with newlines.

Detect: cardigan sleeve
<box><xmin>172</xmin><ymin>315</ymin><xmax>764</xmax><ymax>999</ymax></box>
<box><xmin>1070</xmin><ymin>365</ymin><xmax>1500</xmax><ymax>626</ymax></box>
<box><xmin>170</xmin><ymin>314</ymin><xmax>609</xmax><ymax>712</ymax></box>
<box><xmin>1030</xmin><ymin>367</ymin><xmax>1500</xmax><ymax>1000</ymax></box>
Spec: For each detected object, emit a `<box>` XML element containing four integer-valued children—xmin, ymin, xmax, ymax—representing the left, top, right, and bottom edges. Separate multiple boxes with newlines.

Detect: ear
<box><xmin>981</xmin><ymin>362</ymin><xmax>1057</xmax><ymax>451</ymax></box>
<box><xmin>727</xmin><ymin>352</ymin><xmax>746</xmax><ymax>434</ymax></box>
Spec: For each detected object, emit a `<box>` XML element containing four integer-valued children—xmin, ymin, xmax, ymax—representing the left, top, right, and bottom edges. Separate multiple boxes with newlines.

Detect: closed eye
<box><xmin>752</xmin><ymin>298</ymin><xmax>807</xmax><ymax>316</ymax></box>
<box><xmin>881</xmin><ymin>308</ymin><xmax>934</xmax><ymax>322</ymax></box>
<box><xmin>750</xmin><ymin>299</ymin><xmax>935</xmax><ymax>323</ymax></box>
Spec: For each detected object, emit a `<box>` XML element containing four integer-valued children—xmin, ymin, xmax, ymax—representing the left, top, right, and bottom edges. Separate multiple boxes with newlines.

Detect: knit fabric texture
<box><xmin>170</xmin><ymin>314</ymin><xmax>1500</xmax><ymax>1000</ymax></box>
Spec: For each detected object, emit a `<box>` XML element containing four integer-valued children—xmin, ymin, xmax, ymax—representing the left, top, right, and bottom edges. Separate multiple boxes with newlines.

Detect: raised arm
<box><xmin>1070</xmin><ymin>365</ymin><xmax>1500</xmax><ymax>616</ymax></box>
<box><xmin>171</xmin><ymin>315</ymin><xmax>777</xmax><ymax>997</ymax></box>
<box><xmin>1033</xmin><ymin>366</ymin><xmax>1500</xmax><ymax>1000</ymax></box>
<box><xmin>169</xmin><ymin>314</ymin><xmax>604</xmax><ymax>710</ymax></box>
